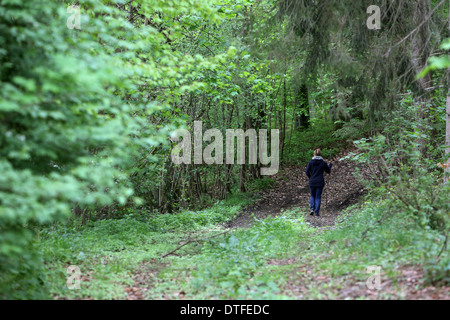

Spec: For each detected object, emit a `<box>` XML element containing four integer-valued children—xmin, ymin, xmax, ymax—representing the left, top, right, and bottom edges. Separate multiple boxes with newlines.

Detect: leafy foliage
<box><xmin>0</xmin><ymin>0</ymin><xmax>223</xmax><ymax>298</ymax></box>
<box><xmin>1</xmin><ymin>0</ymin><xmax>449</xmax><ymax>300</ymax></box>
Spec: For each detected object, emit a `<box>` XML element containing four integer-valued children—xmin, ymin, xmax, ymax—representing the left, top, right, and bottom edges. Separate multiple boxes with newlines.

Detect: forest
<box><xmin>0</xmin><ymin>0</ymin><xmax>449</xmax><ymax>301</ymax></box>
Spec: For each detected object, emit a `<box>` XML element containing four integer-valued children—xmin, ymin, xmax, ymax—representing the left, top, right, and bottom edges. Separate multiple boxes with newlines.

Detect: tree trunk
<box><xmin>411</xmin><ymin>0</ymin><xmax>433</xmax><ymax>110</ymax></box>
<box><xmin>446</xmin><ymin>12</ymin><xmax>450</xmax><ymax>185</ymax></box>
<box><xmin>279</xmin><ymin>77</ymin><xmax>287</xmax><ymax>161</ymax></box>
<box><xmin>410</xmin><ymin>0</ymin><xmax>433</xmax><ymax>156</ymax></box>
<box><xmin>296</xmin><ymin>84</ymin><xmax>310</xmax><ymax>129</ymax></box>
<box><xmin>240</xmin><ymin>164</ymin><xmax>246</xmax><ymax>192</ymax></box>
<box><xmin>445</xmin><ymin>81</ymin><xmax>450</xmax><ymax>184</ymax></box>
<box><xmin>411</xmin><ymin>0</ymin><xmax>433</xmax><ymax>89</ymax></box>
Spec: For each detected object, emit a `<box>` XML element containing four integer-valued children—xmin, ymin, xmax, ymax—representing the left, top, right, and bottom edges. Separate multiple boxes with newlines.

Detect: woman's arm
<box><xmin>305</xmin><ymin>161</ymin><xmax>312</xmax><ymax>178</ymax></box>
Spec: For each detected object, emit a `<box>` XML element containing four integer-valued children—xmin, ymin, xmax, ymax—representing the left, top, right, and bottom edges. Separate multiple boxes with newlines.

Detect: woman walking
<box><xmin>305</xmin><ymin>148</ymin><xmax>332</xmax><ymax>217</ymax></box>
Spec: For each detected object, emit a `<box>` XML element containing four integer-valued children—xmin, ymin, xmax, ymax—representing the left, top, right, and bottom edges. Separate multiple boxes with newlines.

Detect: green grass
<box><xmin>277</xmin><ymin>197</ymin><xmax>449</xmax><ymax>299</ymax></box>
<box><xmin>37</xmin><ymin>201</ymin><xmax>318</xmax><ymax>299</ymax></box>
<box><xmin>35</xmin><ymin>187</ymin><xmax>448</xmax><ymax>300</ymax></box>
<box><xmin>36</xmin><ymin>193</ymin><xmax>253</xmax><ymax>299</ymax></box>
<box><xmin>142</xmin><ymin>208</ymin><xmax>316</xmax><ymax>300</ymax></box>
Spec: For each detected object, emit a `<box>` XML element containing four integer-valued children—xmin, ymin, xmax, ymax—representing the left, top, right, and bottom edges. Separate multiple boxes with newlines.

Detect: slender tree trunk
<box><xmin>296</xmin><ymin>84</ymin><xmax>310</xmax><ymax>129</ymax></box>
<box><xmin>128</xmin><ymin>4</ymin><xmax>134</xmax><ymax>23</ymax></box>
<box><xmin>411</xmin><ymin>0</ymin><xmax>433</xmax><ymax>111</ymax></box>
<box><xmin>240</xmin><ymin>164</ymin><xmax>246</xmax><ymax>192</ymax></box>
<box><xmin>445</xmin><ymin>78</ymin><xmax>450</xmax><ymax>184</ymax></box>
<box><xmin>410</xmin><ymin>0</ymin><xmax>433</xmax><ymax>156</ymax></box>
<box><xmin>279</xmin><ymin>76</ymin><xmax>287</xmax><ymax>160</ymax></box>
<box><xmin>446</xmin><ymin>8</ymin><xmax>450</xmax><ymax>184</ymax></box>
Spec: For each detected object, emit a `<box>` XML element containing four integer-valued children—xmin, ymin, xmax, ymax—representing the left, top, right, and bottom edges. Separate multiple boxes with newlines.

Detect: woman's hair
<box><xmin>314</xmin><ymin>148</ymin><xmax>322</xmax><ymax>157</ymax></box>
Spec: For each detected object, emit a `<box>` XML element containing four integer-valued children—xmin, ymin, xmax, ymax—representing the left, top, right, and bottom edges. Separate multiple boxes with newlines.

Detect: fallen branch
<box><xmin>316</xmin><ymin>226</ymin><xmax>339</xmax><ymax>231</ymax></box>
<box><xmin>361</xmin><ymin>213</ymin><xmax>392</xmax><ymax>239</ymax></box>
<box><xmin>161</xmin><ymin>230</ymin><xmax>232</xmax><ymax>258</ymax></box>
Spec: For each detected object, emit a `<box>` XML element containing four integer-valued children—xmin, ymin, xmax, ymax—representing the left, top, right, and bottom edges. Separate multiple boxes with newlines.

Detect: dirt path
<box><xmin>125</xmin><ymin>151</ymin><xmax>367</xmax><ymax>300</ymax></box>
<box><xmin>125</xmin><ymin>151</ymin><xmax>449</xmax><ymax>300</ymax></box>
<box><xmin>226</xmin><ymin>150</ymin><xmax>366</xmax><ymax>229</ymax></box>
<box><xmin>223</xmin><ymin>152</ymin><xmax>449</xmax><ymax>300</ymax></box>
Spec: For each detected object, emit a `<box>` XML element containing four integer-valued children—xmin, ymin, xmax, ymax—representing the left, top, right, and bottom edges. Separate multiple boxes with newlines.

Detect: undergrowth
<box><xmin>300</xmin><ymin>195</ymin><xmax>449</xmax><ymax>298</ymax></box>
<box><xmin>36</xmin><ymin>194</ymin><xmax>252</xmax><ymax>299</ymax></box>
<box><xmin>284</xmin><ymin>120</ymin><xmax>350</xmax><ymax>165</ymax></box>
<box><xmin>35</xmin><ymin>189</ymin><xmax>448</xmax><ymax>300</ymax></box>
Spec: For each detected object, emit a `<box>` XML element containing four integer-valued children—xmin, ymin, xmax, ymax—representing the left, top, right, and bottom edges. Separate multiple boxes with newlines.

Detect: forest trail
<box><xmin>222</xmin><ymin>151</ymin><xmax>449</xmax><ymax>300</ymax></box>
<box><xmin>124</xmin><ymin>151</ymin><xmax>450</xmax><ymax>300</ymax></box>
<box><xmin>226</xmin><ymin>150</ymin><xmax>367</xmax><ymax>229</ymax></box>
<box><xmin>125</xmin><ymin>151</ymin><xmax>368</xmax><ymax>300</ymax></box>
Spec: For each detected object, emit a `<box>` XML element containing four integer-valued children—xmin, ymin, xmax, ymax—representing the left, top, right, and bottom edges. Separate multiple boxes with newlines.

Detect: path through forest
<box><xmin>223</xmin><ymin>152</ymin><xmax>448</xmax><ymax>300</ymax></box>
<box><xmin>227</xmin><ymin>150</ymin><xmax>366</xmax><ymax>229</ymax></box>
<box><xmin>125</xmin><ymin>151</ymin><xmax>369</xmax><ymax>300</ymax></box>
<box><xmin>125</xmin><ymin>152</ymin><xmax>449</xmax><ymax>300</ymax></box>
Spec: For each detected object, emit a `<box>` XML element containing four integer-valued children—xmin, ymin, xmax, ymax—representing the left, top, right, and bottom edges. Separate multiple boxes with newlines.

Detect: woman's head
<box><xmin>314</xmin><ymin>148</ymin><xmax>322</xmax><ymax>157</ymax></box>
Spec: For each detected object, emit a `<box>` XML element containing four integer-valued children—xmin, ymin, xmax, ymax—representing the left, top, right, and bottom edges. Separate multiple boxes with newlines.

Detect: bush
<box><xmin>0</xmin><ymin>0</ymin><xmax>217</xmax><ymax>298</ymax></box>
<box><xmin>340</xmin><ymin>98</ymin><xmax>449</xmax><ymax>283</ymax></box>
<box><xmin>285</xmin><ymin>120</ymin><xmax>347</xmax><ymax>165</ymax></box>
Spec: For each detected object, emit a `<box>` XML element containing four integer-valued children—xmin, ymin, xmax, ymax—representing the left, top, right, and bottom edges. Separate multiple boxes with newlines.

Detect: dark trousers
<box><xmin>309</xmin><ymin>186</ymin><xmax>324</xmax><ymax>214</ymax></box>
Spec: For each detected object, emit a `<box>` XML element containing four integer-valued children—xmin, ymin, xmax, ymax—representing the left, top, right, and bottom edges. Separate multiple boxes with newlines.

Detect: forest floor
<box><xmin>228</xmin><ymin>152</ymin><xmax>448</xmax><ymax>300</ymax></box>
<box><xmin>122</xmin><ymin>151</ymin><xmax>449</xmax><ymax>300</ymax></box>
<box><xmin>42</xmin><ymin>151</ymin><xmax>448</xmax><ymax>300</ymax></box>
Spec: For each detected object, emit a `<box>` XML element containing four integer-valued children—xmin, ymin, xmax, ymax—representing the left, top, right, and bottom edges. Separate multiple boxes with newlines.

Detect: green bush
<box><xmin>340</xmin><ymin>98</ymin><xmax>449</xmax><ymax>283</ymax></box>
<box><xmin>285</xmin><ymin>120</ymin><xmax>347</xmax><ymax>165</ymax></box>
<box><xmin>0</xmin><ymin>0</ymin><xmax>219</xmax><ymax>299</ymax></box>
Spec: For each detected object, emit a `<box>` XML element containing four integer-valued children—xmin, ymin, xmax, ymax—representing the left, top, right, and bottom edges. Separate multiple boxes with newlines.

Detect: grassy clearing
<box><xmin>146</xmin><ymin>195</ymin><xmax>448</xmax><ymax>300</ymax></box>
<box><xmin>149</xmin><ymin>209</ymin><xmax>315</xmax><ymax>299</ymax></box>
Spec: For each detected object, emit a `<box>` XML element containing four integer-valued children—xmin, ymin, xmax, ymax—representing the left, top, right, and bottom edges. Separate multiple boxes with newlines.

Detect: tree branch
<box><xmin>161</xmin><ymin>230</ymin><xmax>232</xmax><ymax>258</ymax></box>
<box><xmin>383</xmin><ymin>0</ymin><xmax>446</xmax><ymax>58</ymax></box>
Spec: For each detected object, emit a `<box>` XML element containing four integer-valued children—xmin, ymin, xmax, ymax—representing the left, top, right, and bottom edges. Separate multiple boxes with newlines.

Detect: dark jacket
<box><xmin>305</xmin><ymin>157</ymin><xmax>332</xmax><ymax>187</ymax></box>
